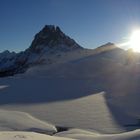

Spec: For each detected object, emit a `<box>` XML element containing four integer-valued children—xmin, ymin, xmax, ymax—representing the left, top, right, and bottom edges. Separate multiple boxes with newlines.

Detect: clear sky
<box><xmin>0</xmin><ymin>0</ymin><xmax>140</xmax><ymax>52</ymax></box>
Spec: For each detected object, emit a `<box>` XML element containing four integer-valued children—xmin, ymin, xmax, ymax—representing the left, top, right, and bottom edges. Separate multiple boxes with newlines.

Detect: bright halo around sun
<box><xmin>130</xmin><ymin>30</ymin><xmax>140</xmax><ymax>52</ymax></box>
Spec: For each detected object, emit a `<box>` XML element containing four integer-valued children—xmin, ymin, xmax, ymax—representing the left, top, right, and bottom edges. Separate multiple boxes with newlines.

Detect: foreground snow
<box><xmin>0</xmin><ymin>129</ymin><xmax>140</xmax><ymax>140</ymax></box>
<box><xmin>55</xmin><ymin>128</ymin><xmax>140</xmax><ymax>140</ymax></box>
<box><xmin>0</xmin><ymin>59</ymin><xmax>139</xmax><ymax>133</ymax></box>
<box><xmin>0</xmin><ymin>110</ymin><xmax>56</xmax><ymax>134</ymax></box>
<box><xmin>0</xmin><ymin>131</ymin><xmax>73</xmax><ymax>140</ymax></box>
<box><xmin>0</xmin><ymin>46</ymin><xmax>140</xmax><ymax>139</ymax></box>
<box><xmin>0</xmin><ymin>91</ymin><xmax>126</xmax><ymax>133</ymax></box>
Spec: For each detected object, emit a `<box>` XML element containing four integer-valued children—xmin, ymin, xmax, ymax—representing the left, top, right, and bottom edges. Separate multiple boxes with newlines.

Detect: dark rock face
<box><xmin>28</xmin><ymin>25</ymin><xmax>82</xmax><ymax>53</ymax></box>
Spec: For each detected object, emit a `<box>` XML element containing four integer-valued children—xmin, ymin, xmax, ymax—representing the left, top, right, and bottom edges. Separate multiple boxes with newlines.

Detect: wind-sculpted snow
<box><xmin>0</xmin><ymin>109</ymin><xmax>57</xmax><ymax>134</ymax></box>
<box><xmin>55</xmin><ymin>129</ymin><xmax>140</xmax><ymax>140</ymax></box>
<box><xmin>0</xmin><ymin>131</ymin><xmax>73</xmax><ymax>140</ymax></box>
<box><xmin>0</xmin><ymin>130</ymin><xmax>140</xmax><ymax>140</ymax></box>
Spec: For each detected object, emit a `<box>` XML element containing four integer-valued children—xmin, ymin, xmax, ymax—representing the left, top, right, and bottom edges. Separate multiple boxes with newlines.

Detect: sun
<box><xmin>130</xmin><ymin>30</ymin><xmax>140</xmax><ymax>52</ymax></box>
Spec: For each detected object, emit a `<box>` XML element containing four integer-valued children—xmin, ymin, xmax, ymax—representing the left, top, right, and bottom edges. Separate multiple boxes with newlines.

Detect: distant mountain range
<box><xmin>0</xmin><ymin>25</ymin><xmax>139</xmax><ymax>77</ymax></box>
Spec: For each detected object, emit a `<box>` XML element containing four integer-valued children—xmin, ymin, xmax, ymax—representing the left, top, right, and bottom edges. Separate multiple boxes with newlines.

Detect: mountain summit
<box><xmin>28</xmin><ymin>25</ymin><xmax>82</xmax><ymax>53</ymax></box>
<box><xmin>0</xmin><ymin>25</ymin><xmax>83</xmax><ymax>76</ymax></box>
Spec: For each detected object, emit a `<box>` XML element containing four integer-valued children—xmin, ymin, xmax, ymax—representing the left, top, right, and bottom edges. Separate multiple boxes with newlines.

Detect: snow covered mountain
<box><xmin>1</xmin><ymin>24</ymin><xmax>139</xmax><ymax>78</ymax></box>
<box><xmin>0</xmin><ymin>25</ymin><xmax>83</xmax><ymax>77</ymax></box>
<box><xmin>1</xmin><ymin>24</ymin><xmax>137</xmax><ymax>78</ymax></box>
<box><xmin>1</xmin><ymin>25</ymin><xmax>140</xmax><ymax>139</ymax></box>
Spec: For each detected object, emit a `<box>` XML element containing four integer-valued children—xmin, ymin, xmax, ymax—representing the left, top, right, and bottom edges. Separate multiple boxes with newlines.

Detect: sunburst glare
<box><xmin>130</xmin><ymin>30</ymin><xmax>140</xmax><ymax>52</ymax></box>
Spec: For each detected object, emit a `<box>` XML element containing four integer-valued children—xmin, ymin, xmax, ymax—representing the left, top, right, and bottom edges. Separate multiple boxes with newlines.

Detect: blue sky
<box><xmin>0</xmin><ymin>0</ymin><xmax>140</xmax><ymax>52</ymax></box>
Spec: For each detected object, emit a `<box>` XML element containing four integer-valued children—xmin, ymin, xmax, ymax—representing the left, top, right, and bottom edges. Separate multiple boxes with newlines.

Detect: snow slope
<box><xmin>0</xmin><ymin>51</ymin><xmax>140</xmax><ymax>134</ymax></box>
<box><xmin>1</xmin><ymin>92</ymin><xmax>125</xmax><ymax>133</ymax></box>
<box><xmin>0</xmin><ymin>130</ymin><xmax>140</xmax><ymax>140</ymax></box>
<box><xmin>56</xmin><ymin>128</ymin><xmax>140</xmax><ymax>140</ymax></box>
<box><xmin>0</xmin><ymin>43</ymin><xmax>140</xmax><ymax>139</ymax></box>
<box><xmin>0</xmin><ymin>131</ymin><xmax>73</xmax><ymax>140</ymax></box>
<box><xmin>0</xmin><ymin>109</ymin><xmax>56</xmax><ymax>134</ymax></box>
<box><xmin>0</xmin><ymin>76</ymin><xmax>135</xmax><ymax>134</ymax></box>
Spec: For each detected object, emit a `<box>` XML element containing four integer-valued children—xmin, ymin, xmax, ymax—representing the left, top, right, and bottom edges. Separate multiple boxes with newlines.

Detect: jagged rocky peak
<box><xmin>29</xmin><ymin>25</ymin><xmax>82</xmax><ymax>53</ymax></box>
<box><xmin>0</xmin><ymin>50</ymin><xmax>16</xmax><ymax>59</ymax></box>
